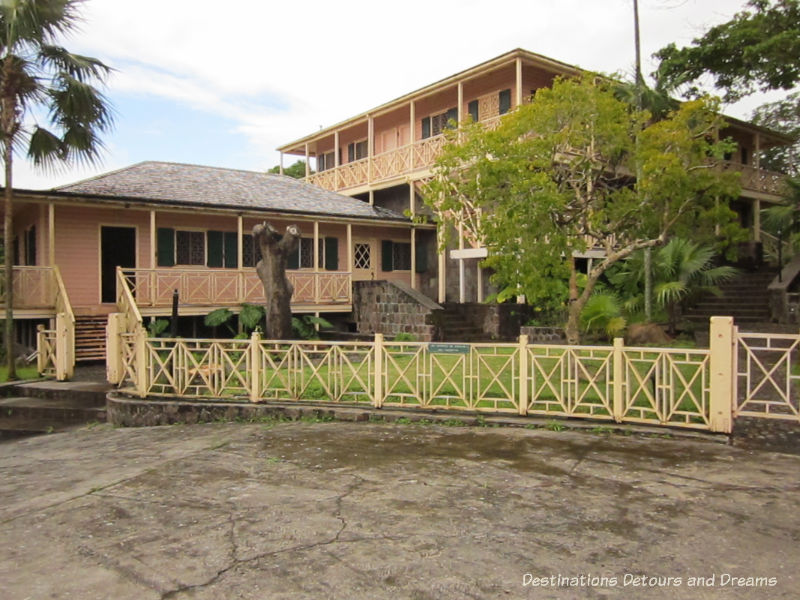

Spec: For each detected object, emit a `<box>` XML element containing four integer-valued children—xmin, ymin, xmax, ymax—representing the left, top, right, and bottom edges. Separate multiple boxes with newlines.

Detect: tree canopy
<box><xmin>424</xmin><ymin>75</ymin><xmax>741</xmax><ymax>344</ymax></box>
<box><xmin>268</xmin><ymin>160</ymin><xmax>309</xmax><ymax>179</ymax></box>
<box><xmin>1</xmin><ymin>0</ymin><xmax>113</xmax><ymax>377</ymax></box>
<box><xmin>654</xmin><ymin>0</ymin><xmax>800</xmax><ymax>102</ymax></box>
<box><xmin>751</xmin><ymin>91</ymin><xmax>800</xmax><ymax>176</ymax></box>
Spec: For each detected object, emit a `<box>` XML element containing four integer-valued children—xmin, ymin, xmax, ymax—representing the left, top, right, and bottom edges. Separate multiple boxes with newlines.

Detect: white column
<box><xmin>458</xmin><ymin>223</ymin><xmax>465</xmax><ymax>304</ymax></box>
<box><xmin>48</xmin><ymin>203</ymin><xmax>55</xmax><ymax>266</ymax></box>
<box><xmin>279</xmin><ymin>152</ymin><xmax>284</xmax><ymax>175</ymax></box>
<box><xmin>515</xmin><ymin>57</ymin><xmax>523</xmax><ymax>107</ymax></box>
<box><xmin>304</xmin><ymin>143</ymin><xmax>310</xmax><ymax>178</ymax></box>
<box><xmin>149</xmin><ymin>210</ymin><xmax>156</xmax><ymax>269</ymax></box>
<box><xmin>237</xmin><ymin>216</ymin><xmax>243</xmax><ymax>270</ymax></box>
<box><xmin>411</xmin><ymin>228</ymin><xmax>417</xmax><ymax>290</ymax></box>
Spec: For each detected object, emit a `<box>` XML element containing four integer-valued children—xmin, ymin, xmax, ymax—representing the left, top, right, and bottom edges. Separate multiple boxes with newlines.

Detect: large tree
<box><xmin>424</xmin><ymin>75</ymin><xmax>741</xmax><ymax>344</ymax></box>
<box><xmin>252</xmin><ymin>222</ymin><xmax>300</xmax><ymax>339</ymax></box>
<box><xmin>654</xmin><ymin>0</ymin><xmax>800</xmax><ymax>102</ymax></box>
<box><xmin>1</xmin><ymin>0</ymin><xmax>112</xmax><ymax>378</ymax></box>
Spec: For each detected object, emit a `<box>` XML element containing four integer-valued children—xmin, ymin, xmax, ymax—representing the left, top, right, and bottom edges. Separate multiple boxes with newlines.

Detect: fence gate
<box><xmin>735</xmin><ymin>329</ymin><xmax>800</xmax><ymax>421</ymax></box>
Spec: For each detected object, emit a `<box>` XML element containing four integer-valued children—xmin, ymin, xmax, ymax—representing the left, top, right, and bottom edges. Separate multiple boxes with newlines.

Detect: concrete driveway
<box><xmin>0</xmin><ymin>422</ymin><xmax>798</xmax><ymax>599</ymax></box>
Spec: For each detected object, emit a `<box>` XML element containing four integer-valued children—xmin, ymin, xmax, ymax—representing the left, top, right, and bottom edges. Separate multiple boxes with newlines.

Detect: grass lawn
<box><xmin>0</xmin><ymin>365</ymin><xmax>41</xmax><ymax>382</ymax></box>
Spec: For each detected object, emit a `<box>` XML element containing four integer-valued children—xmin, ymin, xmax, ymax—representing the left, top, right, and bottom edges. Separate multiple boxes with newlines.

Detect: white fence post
<box><xmin>135</xmin><ymin>325</ymin><xmax>148</xmax><ymax>398</ymax></box>
<box><xmin>709</xmin><ymin>316</ymin><xmax>735</xmax><ymax>433</ymax></box>
<box><xmin>250</xmin><ymin>330</ymin><xmax>261</xmax><ymax>403</ymax></box>
<box><xmin>55</xmin><ymin>313</ymin><xmax>69</xmax><ymax>381</ymax></box>
<box><xmin>374</xmin><ymin>333</ymin><xmax>384</xmax><ymax>408</ymax></box>
<box><xmin>105</xmin><ymin>313</ymin><xmax>125</xmax><ymax>384</ymax></box>
<box><xmin>613</xmin><ymin>337</ymin><xmax>624</xmax><ymax>422</ymax></box>
<box><xmin>518</xmin><ymin>334</ymin><xmax>529</xmax><ymax>415</ymax></box>
<box><xmin>36</xmin><ymin>324</ymin><xmax>47</xmax><ymax>375</ymax></box>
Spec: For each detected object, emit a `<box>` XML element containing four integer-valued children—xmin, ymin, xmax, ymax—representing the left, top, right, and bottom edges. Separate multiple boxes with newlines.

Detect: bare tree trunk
<box><xmin>253</xmin><ymin>222</ymin><xmax>300</xmax><ymax>340</ymax></box>
<box><xmin>3</xmin><ymin>124</ymin><xmax>16</xmax><ymax>380</ymax></box>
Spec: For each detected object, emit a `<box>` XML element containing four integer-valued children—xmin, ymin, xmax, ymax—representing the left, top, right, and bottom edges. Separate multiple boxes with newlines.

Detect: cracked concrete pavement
<box><xmin>0</xmin><ymin>422</ymin><xmax>798</xmax><ymax>599</ymax></box>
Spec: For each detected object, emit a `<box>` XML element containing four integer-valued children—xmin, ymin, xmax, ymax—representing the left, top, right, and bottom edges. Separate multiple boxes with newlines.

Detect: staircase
<box><xmin>683</xmin><ymin>270</ymin><xmax>774</xmax><ymax>327</ymax></box>
<box><xmin>75</xmin><ymin>315</ymin><xmax>107</xmax><ymax>362</ymax></box>
<box><xmin>435</xmin><ymin>304</ymin><xmax>490</xmax><ymax>342</ymax></box>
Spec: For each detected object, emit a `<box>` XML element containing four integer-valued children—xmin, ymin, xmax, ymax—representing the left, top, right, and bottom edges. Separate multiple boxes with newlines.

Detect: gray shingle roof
<box><xmin>55</xmin><ymin>161</ymin><xmax>407</xmax><ymax>222</ymax></box>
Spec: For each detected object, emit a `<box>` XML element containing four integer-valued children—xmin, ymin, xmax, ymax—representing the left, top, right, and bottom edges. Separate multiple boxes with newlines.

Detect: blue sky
<box><xmin>13</xmin><ymin>0</ymin><xmax>785</xmax><ymax>190</ymax></box>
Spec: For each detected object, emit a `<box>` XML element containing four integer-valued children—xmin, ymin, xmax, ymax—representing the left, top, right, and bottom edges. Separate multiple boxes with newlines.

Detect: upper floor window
<box><xmin>348</xmin><ymin>140</ymin><xmax>368</xmax><ymax>162</ymax></box>
<box><xmin>317</xmin><ymin>151</ymin><xmax>335</xmax><ymax>172</ymax></box>
<box><xmin>421</xmin><ymin>107</ymin><xmax>457</xmax><ymax>139</ymax></box>
<box><xmin>499</xmin><ymin>89</ymin><xmax>511</xmax><ymax>115</ymax></box>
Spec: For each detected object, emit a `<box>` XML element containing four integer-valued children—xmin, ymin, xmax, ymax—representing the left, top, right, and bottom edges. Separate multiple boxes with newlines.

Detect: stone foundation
<box><xmin>732</xmin><ymin>416</ymin><xmax>800</xmax><ymax>455</ymax></box>
<box><xmin>353</xmin><ymin>281</ymin><xmax>442</xmax><ymax>341</ymax></box>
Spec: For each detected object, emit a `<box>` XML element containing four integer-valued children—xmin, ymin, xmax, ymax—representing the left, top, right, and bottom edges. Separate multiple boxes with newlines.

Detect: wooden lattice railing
<box><xmin>112</xmin><ymin>324</ymin><xmax>740</xmax><ymax>432</ymax></box>
<box><xmin>119</xmin><ymin>268</ymin><xmax>352</xmax><ymax>308</ymax></box>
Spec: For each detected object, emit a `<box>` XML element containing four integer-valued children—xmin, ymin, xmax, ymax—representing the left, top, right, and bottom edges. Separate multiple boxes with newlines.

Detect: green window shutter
<box><xmin>224</xmin><ymin>232</ymin><xmax>238</xmax><ymax>268</ymax></box>
<box><xmin>468</xmin><ymin>100</ymin><xmax>479</xmax><ymax>123</ymax></box>
<box><xmin>499</xmin><ymin>89</ymin><xmax>511</xmax><ymax>114</ymax></box>
<box><xmin>415</xmin><ymin>239</ymin><xmax>428</xmax><ymax>273</ymax></box>
<box><xmin>207</xmin><ymin>231</ymin><xmax>223</xmax><ymax>267</ymax></box>
<box><xmin>287</xmin><ymin>246</ymin><xmax>300</xmax><ymax>269</ymax></box>
<box><xmin>157</xmin><ymin>228</ymin><xmax>175</xmax><ymax>267</ymax></box>
<box><xmin>324</xmin><ymin>237</ymin><xmax>339</xmax><ymax>271</ymax></box>
<box><xmin>381</xmin><ymin>240</ymin><xmax>394</xmax><ymax>272</ymax></box>
<box><xmin>421</xmin><ymin>117</ymin><xmax>431</xmax><ymax>139</ymax></box>
<box><xmin>446</xmin><ymin>107</ymin><xmax>458</xmax><ymax>127</ymax></box>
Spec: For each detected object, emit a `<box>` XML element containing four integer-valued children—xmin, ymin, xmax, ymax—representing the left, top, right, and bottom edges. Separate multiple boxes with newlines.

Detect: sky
<box><xmin>13</xmin><ymin>0</ymin><xmax>786</xmax><ymax>190</ymax></box>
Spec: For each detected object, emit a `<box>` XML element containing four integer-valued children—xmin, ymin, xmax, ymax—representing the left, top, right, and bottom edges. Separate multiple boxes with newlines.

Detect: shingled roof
<box><xmin>55</xmin><ymin>161</ymin><xmax>407</xmax><ymax>222</ymax></box>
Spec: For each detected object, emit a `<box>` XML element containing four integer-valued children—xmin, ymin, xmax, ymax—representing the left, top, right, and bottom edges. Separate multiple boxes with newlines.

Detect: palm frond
<box><xmin>27</xmin><ymin>125</ymin><xmax>64</xmax><ymax>169</ymax></box>
<box><xmin>239</xmin><ymin>304</ymin><xmax>264</xmax><ymax>330</ymax></box>
<box><xmin>39</xmin><ymin>44</ymin><xmax>112</xmax><ymax>81</ymax></box>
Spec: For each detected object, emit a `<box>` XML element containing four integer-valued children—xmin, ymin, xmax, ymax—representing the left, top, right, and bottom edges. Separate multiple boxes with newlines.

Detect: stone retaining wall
<box><xmin>353</xmin><ymin>281</ymin><xmax>442</xmax><ymax>341</ymax></box>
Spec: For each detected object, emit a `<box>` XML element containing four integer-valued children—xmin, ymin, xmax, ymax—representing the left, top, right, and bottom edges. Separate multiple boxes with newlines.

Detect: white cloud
<box><xmin>15</xmin><ymin>0</ymin><xmax>777</xmax><ymax>189</ymax></box>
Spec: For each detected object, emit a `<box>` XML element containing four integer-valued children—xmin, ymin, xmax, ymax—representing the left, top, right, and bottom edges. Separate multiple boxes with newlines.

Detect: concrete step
<box><xmin>0</xmin><ymin>396</ymin><xmax>106</xmax><ymax>426</ymax></box>
<box><xmin>2</xmin><ymin>380</ymin><xmax>111</xmax><ymax>407</ymax></box>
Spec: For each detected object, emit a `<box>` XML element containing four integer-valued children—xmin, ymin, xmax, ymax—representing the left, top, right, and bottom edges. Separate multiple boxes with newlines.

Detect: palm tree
<box><xmin>1</xmin><ymin>0</ymin><xmax>112</xmax><ymax>378</ymax></box>
<box><xmin>608</xmin><ymin>238</ymin><xmax>738</xmax><ymax>335</ymax></box>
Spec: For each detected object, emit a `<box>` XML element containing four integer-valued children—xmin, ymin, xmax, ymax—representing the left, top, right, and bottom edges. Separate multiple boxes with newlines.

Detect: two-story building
<box><xmin>277</xmin><ymin>48</ymin><xmax>792</xmax><ymax>304</ymax></box>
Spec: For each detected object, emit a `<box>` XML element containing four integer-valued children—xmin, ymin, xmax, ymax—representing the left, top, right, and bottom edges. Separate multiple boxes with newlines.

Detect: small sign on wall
<box><xmin>428</xmin><ymin>343</ymin><xmax>470</xmax><ymax>354</ymax></box>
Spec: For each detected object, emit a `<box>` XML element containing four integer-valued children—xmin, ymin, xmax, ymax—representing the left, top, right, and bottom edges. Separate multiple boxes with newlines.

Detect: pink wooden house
<box><xmin>278</xmin><ymin>48</ymin><xmax>792</xmax><ymax>303</ymax></box>
<box><xmin>1</xmin><ymin>161</ymin><xmax>434</xmax><ymax>371</ymax></box>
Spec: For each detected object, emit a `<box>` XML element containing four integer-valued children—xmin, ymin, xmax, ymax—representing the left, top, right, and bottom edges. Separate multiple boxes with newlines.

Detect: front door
<box><xmin>101</xmin><ymin>226</ymin><xmax>136</xmax><ymax>303</ymax></box>
<box><xmin>352</xmin><ymin>239</ymin><xmax>375</xmax><ymax>281</ymax></box>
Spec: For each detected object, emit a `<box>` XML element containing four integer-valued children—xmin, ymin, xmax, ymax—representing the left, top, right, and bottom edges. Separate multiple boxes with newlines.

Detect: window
<box><xmin>381</xmin><ymin>240</ymin><xmax>411</xmax><ymax>271</ymax></box>
<box><xmin>468</xmin><ymin>100</ymin><xmax>479</xmax><ymax>123</ymax></box>
<box><xmin>207</xmin><ymin>231</ymin><xmax>238</xmax><ymax>268</ymax></box>
<box><xmin>421</xmin><ymin>107</ymin><xmax>457</xmax><ymax>139</ymax></box>
<box><xmin>354</xmin><ymin>242</ymin><xmax>371</xmax><ymax>270</ymax></box>
<box><xmin>25</xmin><ymin>226</ymin><xmax>36</xmax><ymax>265</ymax></box>
<box><xmin>288</xmin><ymin>237</ymin><xmax>339</xmax><ymax>270</ymax></box>
<box><xmin>317</xmin><ymin>151</ymin><xmax>336</xmax><ymax>172</ymax></box>
<box><xmin>741</xmin><ymin>147</ymin><xmax>749</xmax><ymax>165</ymax></box>
<box><xmin>176</xmin><ymin>230</ymin><xmax>205</xmax><ymax>265</ymax></box>
<box><xmin>347</xmin><ymin>140</ymin><xmax>368</xmax><ymax>162</ymax></box>
<box><xmin>499</xmin><ymin>89</ymin><xmax>511</xmax><ymax>115</ymax></box>
<box><xmin>243</xmin><ymin>234</ymin><xmax>260</xmax><ymax>268</ymax></box>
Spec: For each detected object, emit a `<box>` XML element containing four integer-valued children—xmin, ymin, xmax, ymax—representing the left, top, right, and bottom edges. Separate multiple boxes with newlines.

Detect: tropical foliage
<box><xmin>424</xmin><ymin>74</ymin><xmax>741</xmax><ymax>344</ymax></box>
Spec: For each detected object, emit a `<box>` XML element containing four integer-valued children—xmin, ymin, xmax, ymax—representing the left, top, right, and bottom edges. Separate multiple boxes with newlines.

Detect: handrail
<box><xmin>116</xmin><ymin>266</ymin><xmax>143</xmax><ymax>332</ymax></box>
<box><xmin>52</xmin><ymin>265</ymin><xmax>75</xmax><ymax>325</ymax></box>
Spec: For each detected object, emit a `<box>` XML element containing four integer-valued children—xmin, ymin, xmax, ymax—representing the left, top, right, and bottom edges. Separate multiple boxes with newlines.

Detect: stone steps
<box><xmin>0</xmin><ymin>379</ymin><xmax>111</xmax><ymax>438</ymax></box>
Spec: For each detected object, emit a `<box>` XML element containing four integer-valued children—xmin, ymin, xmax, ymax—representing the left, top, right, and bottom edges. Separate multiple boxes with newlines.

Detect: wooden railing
<box><xmin>723</xmin><ymin>162</ymin><xmax>787</xmax><ymax>196</ymax></box>
<box><xmin>119</xmin><ymin>268</ymin><xmax>352</xmax><ymax>308</ymax></box>
<box><xmin>307</xmin><ymin>135</ymin><xmax>450</xmax><ymax>192</ymax></box>
<box><xmin>0</xmin><ymin>266</ymin><xmax>57</xmax><ymax>309</ymax></box>
<box><xmin>111</xmin><ymin>319</ymin><xmax>745</xmax><ymax>433</ymax></box>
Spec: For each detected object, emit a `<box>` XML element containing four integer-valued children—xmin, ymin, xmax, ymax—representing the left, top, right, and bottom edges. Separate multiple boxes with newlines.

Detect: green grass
<box><xmin>0</xmin><ymin>366</ymin><xmax>41</xmax><ymax>382</ymax></box>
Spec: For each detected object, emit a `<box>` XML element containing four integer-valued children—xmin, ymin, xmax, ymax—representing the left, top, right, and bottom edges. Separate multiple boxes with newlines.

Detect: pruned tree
<box><xmin>424</xmin><ymin>75</ymin><xmax>742</xmax><ymax>344</ymax></box>
<box><xmin>252</xmin><ymin>222</ymin><xmax>300</xmax><ymax>339</ymax></box>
